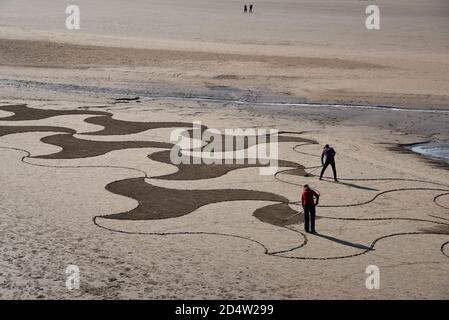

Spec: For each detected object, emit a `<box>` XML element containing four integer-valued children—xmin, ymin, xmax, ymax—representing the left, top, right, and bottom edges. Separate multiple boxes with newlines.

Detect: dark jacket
<box><xmin>321</xmin><ymin>147</ymin><xmax>336</xmax><ymax>164</ymax></box>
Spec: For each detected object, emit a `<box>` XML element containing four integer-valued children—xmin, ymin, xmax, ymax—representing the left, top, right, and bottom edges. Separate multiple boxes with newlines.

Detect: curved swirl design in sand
<box><xmin>1</xmin><ymin>103</ymin><xmax>448</xmax><ymax>260</ymax></box>
<box><xmin>103</xmin><ymin>177</ymin><xmax>288</xmax><ymax>220</ymax></box>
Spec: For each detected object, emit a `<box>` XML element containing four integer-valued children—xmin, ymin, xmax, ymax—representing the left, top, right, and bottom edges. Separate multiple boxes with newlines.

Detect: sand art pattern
<box><xmin>1</xmin><ymin>104</ymin><xmax>448</xmax><ymax>261</ymax></box>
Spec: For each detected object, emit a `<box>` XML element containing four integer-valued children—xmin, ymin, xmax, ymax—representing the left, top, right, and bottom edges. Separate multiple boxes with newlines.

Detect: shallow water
<box><xmin>410</xmin><ymin>143</ymin><xmax>449</xmax><ymax>163</ymax></box>
<box><xmin>2</xmin><ymin>78</ymin><xmax>449</xmax><ymax>114</ymax></box>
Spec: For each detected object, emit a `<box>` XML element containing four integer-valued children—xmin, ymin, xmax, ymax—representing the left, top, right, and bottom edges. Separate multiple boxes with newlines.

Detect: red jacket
<box><xmin>301</xmin><ymin>188</ymin><xmax>319</xmax><ymax>206</ymax></box>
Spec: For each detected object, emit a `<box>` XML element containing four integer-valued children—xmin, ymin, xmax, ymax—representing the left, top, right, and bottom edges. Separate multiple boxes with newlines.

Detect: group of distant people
<box><xmin>243</xmin><ymin>4</ymin><xmax>254</xmax><ymax>13</ymax></box>
<box><xmin>300</xmin><ymin>144</ymin><xmax>337</xmax><ymax>234</ymax></box>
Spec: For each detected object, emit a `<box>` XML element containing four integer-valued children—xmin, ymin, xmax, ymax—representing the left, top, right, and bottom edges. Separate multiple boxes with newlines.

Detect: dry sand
<box><xmin>0</xmin><ymin>0</ymin><xmax>448</xmax><ymax>299</ymax></box>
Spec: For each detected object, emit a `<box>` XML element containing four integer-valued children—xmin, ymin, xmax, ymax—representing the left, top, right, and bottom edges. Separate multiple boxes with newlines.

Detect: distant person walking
<box><xmin>319</xmin><ymin>144</ymin><xmax>337</xmax><ymax>182</ymax></box>
<box><xmin>249</xmin><ymin>4</ymin><xmax>253</xmax><ymax>13</ymax></box>
<box><xmin>301</xmin><ymin>185</ymin><xmax>320</xmax><ymax>233</ymax></box>
<box><xmin>244</xmin><ymin>4</ymin><xmax>248</xmax><ymax>13</ymax></box>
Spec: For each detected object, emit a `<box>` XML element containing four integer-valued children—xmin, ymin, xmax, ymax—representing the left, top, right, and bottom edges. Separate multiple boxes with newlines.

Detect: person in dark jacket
<box><xmin>319</xmin><ymin>144</ymin><xmax>337</xmax><ymax>182</ymax></box>
<box><xmin>301</xmin><ymin>184</ymin><xmax>320</xmax><ymax>233</ymax></box>
<box><xmin>244</xmin><ymin>4</ymin><xmax>248</xmax><ymax>13</ymax></box>
<box><xmin>249</xmin><ymin>4</ymin><xmax>253</xmax><ymax>13</ymax></box>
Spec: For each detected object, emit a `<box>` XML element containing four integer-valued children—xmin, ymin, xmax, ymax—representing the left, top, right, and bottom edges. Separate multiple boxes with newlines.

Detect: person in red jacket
<box><xmin>301</xmin><ymin>184</ymin><xmax>320</xmax><ymax>233</ymax></box>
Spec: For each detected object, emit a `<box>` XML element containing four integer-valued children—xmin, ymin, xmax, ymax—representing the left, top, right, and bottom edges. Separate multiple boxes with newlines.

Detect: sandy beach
<box><xmin>0</xmin><ymin>0</ymin><xmax>448</xmax><ymax>299</ymax></box>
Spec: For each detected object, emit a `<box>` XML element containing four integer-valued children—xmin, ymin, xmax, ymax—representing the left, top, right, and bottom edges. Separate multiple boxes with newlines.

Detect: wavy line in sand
<box><xmin>0</xmin><ymin>104</ymin><xmax>448</xmax><ymax>260</ymax></box>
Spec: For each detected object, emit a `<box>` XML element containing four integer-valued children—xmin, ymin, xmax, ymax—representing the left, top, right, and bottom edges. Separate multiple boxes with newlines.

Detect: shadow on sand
<box><xmin>321</xmin><ymin>177</ymin><xmax>379</xmax><ymax>191</ymax></box>
<box><xmin>314</xmin><ymin>232</ymin><xmax>373</xmax><ymax>251</ymax></box>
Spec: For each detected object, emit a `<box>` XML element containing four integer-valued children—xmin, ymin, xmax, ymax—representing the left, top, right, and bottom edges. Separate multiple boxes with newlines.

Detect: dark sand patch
<box><xmin>283</xmin><ymin>168</ymin><xmax>311</xmax><ymax>176</ymax></box>
<box><xmin>36</xmin><ymin>134</ymin><xmax>172</xmax><ymax>159</ymax></box>
<box><xmin>253</xmin><ymin>203</ymin><xmax>304</xmax><ymax>227</ymax></box>
<box><xmin>82</xmin><ymin>116</ymin><xmax>195</xmax><ymax>136</ymax></box>
<box><xmin>148</xmin><ymin>150</ymin><xmax>306</xmax><ymax>180</ymax></box>
<box><xmin>183</xmin><ymin>130</ymin><xmax>315</xmax><ymax>152</ymax></box>
<box><xmin>0</xmin><ymin>104</ymin><xmax>110</xmax><ymax>121</ymax></box>
<box><xmin>0</xmin><ymin>125</ymin><xmax>75</xmax><ymax>137</ymax></box>
<box><xmin>420</xmin><ymin>224</ymin><xmax>449</xmax><ymax>235</ymax></box>
<box><xmin>103</xmin><ymin>177</ymin><xmax>288</xmax><ymax>220</ymax></box>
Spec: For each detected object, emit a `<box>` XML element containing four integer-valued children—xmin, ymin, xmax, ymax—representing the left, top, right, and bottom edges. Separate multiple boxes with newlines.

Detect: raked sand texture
<box><xmin>0</xmin><ymin>101</ymin><xmax>448</xmax><ymax>299</ymax></box>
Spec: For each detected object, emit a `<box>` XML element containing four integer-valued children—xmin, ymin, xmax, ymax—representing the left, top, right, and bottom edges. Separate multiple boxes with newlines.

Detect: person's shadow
<box><xmin>321</xmin><ymin>177</ymin><xmax>378</xmax><ymax>191</ymax></box>
<box><xmin>337</xmin><ymin>180</ymin><xmax>379</xmax><ymax>191</ymax></box>
<box><xmin>314</xmin><ymin>232</ymin><xmax>374</xmax><ymax>251</ymax></box>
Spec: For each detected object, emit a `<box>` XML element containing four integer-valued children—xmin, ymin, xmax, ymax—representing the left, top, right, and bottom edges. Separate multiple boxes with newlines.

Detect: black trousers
<box><xmin>320</xmin><ymin>158</ymin><xmax>337</xmax><ymax>180</ymax></box>
<box><xmin>303</xmin><ymin>205</ymin><xmax>316</xmax><ymax>233</ymax></box>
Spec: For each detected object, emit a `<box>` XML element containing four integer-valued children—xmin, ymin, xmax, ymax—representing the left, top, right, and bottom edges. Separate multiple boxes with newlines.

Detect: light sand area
<box><xmin>0</xmin><ymin>100</ymin><xmax>448</xmax><ymax>299</ymax></box>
